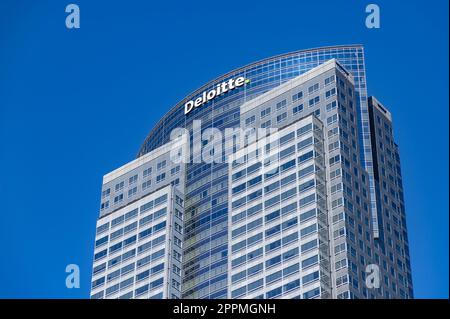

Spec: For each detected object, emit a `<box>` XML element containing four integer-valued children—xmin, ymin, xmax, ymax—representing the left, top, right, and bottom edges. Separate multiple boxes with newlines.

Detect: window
<box><xmin>157</xmin><ymin>160</ymin><xmax>166</xmax><ymax>170</ymax></box>
<box><xmin>292</xmin><ymin>91</ymin><xmax>303</xmax><ymax>101</ymax></box>
<box><xmin>324</xmin><ymin>75</ymin><xmax>335</xmax><ymax>86</ymax></box>
<box><xmin>308</xmin><ymin>96</ymin><xmax>320</xmax><ymax>107</ymax></box>
<box><xmin>261</xmin><ymin>107</ymin><xmax>271</xmax><ymax>118</ymax></box>
<box><xmin>330</xmin><ymin>182</ymin><xmax>342</xmax><ymax>194</ymax></box>
<box><xmin>136</xmin><ymin>269</ymin><xmax>150</xmax><ymax>282</ymax></box>
<box><xmin>115</xmin><ymin>181</ymin><xmax>124</xmax><ymax>191</ymax></box>
<box><xmin>267</xmin><ymin>287</ymin><xmax>282</xmax><ymax>299</ymax></box>
<box><xmin>100</xmin><ymin>201</ymin><xmax>109</xmax><ymax>210</ymax></box>
<box><xmin>302</xmin><ymin>255</ymin><xmax>319</xmax><ymax>269</ymax></box>
<box><xmin>135</xmin><ymin>284</ymin><xmax>149</xmax><ymax>296</ymax></box>
<box><xmin>91</xmin><ymin>277</ymin><xmax>105</xmax><ymax>289</ymax></box>
<box><xmin>282</xmin><ymin>232</ymin><xmax>298</xmax><ymax>245</ymax></box>
<box><xmin>336</xmin><ymin>258</ymin><xmax>348</xmax><ymax>272</ymax></box>
<box><xmin>300</xmin><ymin>223</ymin><xmax>317</xmax><ymax>238</ymax></box>
<box><xmin>301</xmin><ymin>239</ymin><xmax>317</xmax><ymax>252</ymax></box>
<box><xmin>303</xmin><ymin>287</ymin><xmax>320</xmax><ymax>299</ymax></box>
<box><xmin>302</xmin><ymin>271</ymin><xmax>319</xmax><ymax>286</ymax></box>
<box><xmin>111</xmin><ymin>215</ymin><xmax>125</xmax><ymax>227</ymax></box>
<box><xmin>327</xmin><ymin>114</ymin><xmax>338</xmax><ymax>125</ymax></box>
<box><xmin>129</xmin><ymin>175</ymin><xmax>138</xmax><ymax>185</ymax></box>
<box><xmin>247</xmin><ymin>278</ymin><xmax>263</xmax><ymax>292</ymax></box>
<box><xmin>151</xmin><ymin>221</ymin><xmax>166</xmax><ymax>234</ymax></box>
<box><xmin>280</xmin><ymin>131</ymin><xmax>295</xmax><ymax>145</ymax></box>
<box><xmin>114</xmin><ymin>194</ymin><xmax>124</xmax><ymax>204</ymax></box>
<box><xmin>330</xmin><ymin>168</ymin><xmax>341</xmax><ymax>179</ymax></box>
<box><xmin>298</xmin><ymin>150</ymin><xmax>314</xmax><ymax>164</ymax></box>
<box><xmin>261</xmin><ymin>120</ymin><xmax>271</xmax><ymax>128</ymax></box>
<box><xmin>284</xmin><ymin>279</ymin><xmax>300</xmax><ymax>292</ymax></box>
<box><xmin>173</xmin><ymin>208</ymin><xmax>182</xmax><ymax>220</ymax></box>
<box><xmin>336</xmin><ymin>274</ymin><xmax>349</xmax><ymax>287</ymax></box>
<box><xmin>171</xmin><ymin>166</ymin><xmax>180</xmax><ymax>175</ymax></box>
<box><xmin>281</xmin><ymin>174</ymin><xmax>296</xmax><ymax>188</ymax></box>
<box><xmin>248</xmin><ymin>263</ymin><xmax>263</xmax><ymax>277</ymax></box>
<box><xmin>266</xmin><ymin>270</ymin><xmax>282</xmax><ymax>284</ymax></box>
<box><xmin>299</xmin><ymin>193</ymin><xmax>315</xmax><ymax>207</ymax></box>
<box><xmin>329</xmin><ymin>154</ymin><xmax>340</xmax><ymax>166</ymax></box>
<box><xmin>297</xmin><ymin>136</ymin><xmax>312</xmax><ymax>150</ymax></box>
<box><xmin>283</xmin><ymin>263</ymin><xmax>299</xmax><ymax>277</ymax></box>
<box><xmin>172</xmin><ymin>279</ymin><xmax>181</xmax><ymax>291</ymax></box>
<box><xmin>125</xmin><ymin>207</ymin><xmax>137</xmax><ymax>220</ymax></box>
<box><xmin>328</xmin><ymin>127</ymin><xmax>339</xmax><ymax>138</ymax></box>
<box><xmin>143</xmin><ymin>167</ymin><xmax>152</xmax><ymax>177</ymax></box>
<box><xmin>329</xmin><ymin>140</ymin><xmax>340</xmax><ymax>152</ymax></box>
<box><xmin>300</xmin><ymin>208</ymin><xmax>316</xmax><ymax>222</ymax></box>
<box><xmin>142</xmin><ymin>179</ymin><xmax>151</xmax><ymax>190</ymax></box>
<box><xmin>299</xmin><ymin>165</ymin><xmax>314</xmax><ymax>178</ymax></box>
<box><xmin>128</xmin><ymin>187</ymin><xmax>137</xmax><ymax>198</ymax></box>
<box><xmin>174</xmin><ymin>222</ymin><xmax>182</xmax><ymax>233</ymax></box>
<box><xmin>326</xmin><ymin>100</ymin><xmax>337</xmax><ymax>113</ymax></box>
<box><xmin>266</xmin><ymin>226</ymin><xmax>281</xmax><ymax>238</ymax></box>
<box><xmin>277</xmin><ymin>112</ymin><xmax>287</xmax><ymax>123</ymax></box>
<box><xmin>245</xmin><ymin>115</ymin><xmax>256</xmax><ymax>125</ymax></box>
<box><xmin>156</xmin><ymin>173</ymin><xmax>166</xmax><ymax>183</ymax></box>
<box><xmin>299</xmin><ymin>179</ymin><xmax>315</xmax><ymax>193</ymax></box>
<box><xmin>308</xmin><ymin>83</ymin><xmax>319</xmax><ymax>94</ymax></box>
<box><xmin>123</xmin><ymin>235</ymin><xmax>136</xmax><ymax>247</ymax></box>
<box><xmin>333</xmin><ymin>211</ymin><xmax>344</xmax><ymax>223</ymax></box>
<box><xmin>96</xmin><ymin>222</ymin><xmax>109</xmax><ymax>235</ymax></box>
<box><xmin>335</xmin><ymin>242</ymin><xmax>346</xmax><ymax>255</ymax></box>
<box><xmin>280</xmin><ymin>159</ymin><xmax>296</xmax><ymax>172</ymax></box>
<box><xmin>293</xmin><ymin>104</ymin><xmax>303</xmax><ymax>114</ymax></box>
<box><xmin>232</xmin><ymin>286</ymin><xmax>246</xmax><ymax>298</ymax></box>
<box><xmin>102</xmin><ymin>188</ymin><xmax>110</xmax><ymax>198</ymax></box>
<box><xmin>282</xmin><ymin>217</ymin><xmax>297</xmax><ymax>230</ymax></box>
<box><xmin>124</xmin><ymin>222</ymin><xmax>137</xmax><ymax>234</ymax></box>
<box><xmin>325</xmin><ymin>88</ymin><xmax>336</xmax><ymax>99</ymax></box>
<box><xmin>94</xmin><ymin>249</ymin><xmax>107</xmax><ymax>260</ymax></box>
<box><xmin>331</xmin><ymin>198</ymin><xmax>343</xmax><ymax>209</ymax></box>
<box><xmin>276</xmin><ymin>99</ymin><xmax>287</xmax><ymax>110</ymax></box>
<box><xmin>298</xmin><ymin>123</ymin><xmax>312</xmax><ymax>136</ymax></box>
<box><xmin>93</xmin><ymin>263</ymin><xmax>106</xmax><ymax>275</ymax></box>
<box><xmin>173</xmin><ymin>250</ymin><xmax>182</xmax><ymax>262</ymax></box>
<box><xmin>173</xmin><ymin>264</ymin><xmax>181</xmax><ymax>276</ymax></box>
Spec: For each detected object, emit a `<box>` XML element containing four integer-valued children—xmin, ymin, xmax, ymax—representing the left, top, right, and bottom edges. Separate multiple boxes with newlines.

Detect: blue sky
<box><xmin>0</xmin><ymin>0</ymin><xmax>448</xmax><ymax>298</ymax></box>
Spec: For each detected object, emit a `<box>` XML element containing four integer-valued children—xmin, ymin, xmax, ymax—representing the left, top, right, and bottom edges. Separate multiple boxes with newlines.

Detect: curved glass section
<box><xmin>137</xmin><ymin>45</ymin><xmax>377</xmax><ymax>299</ymax></box>
<box><xmin>138</xmin><ymin>45</ymin><xmax>368</xmax><ymax>159</ymax></box>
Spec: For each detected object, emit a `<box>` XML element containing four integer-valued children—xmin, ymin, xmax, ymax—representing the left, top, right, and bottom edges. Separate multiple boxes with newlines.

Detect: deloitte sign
<box><xmin>184</xmin><ymin>77</ymin><xmax>250</xmax><ymax>115</ymax></box>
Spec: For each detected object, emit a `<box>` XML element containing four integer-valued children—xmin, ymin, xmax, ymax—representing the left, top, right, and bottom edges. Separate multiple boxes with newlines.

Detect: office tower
<box><xmin>91</xmin><ymin>138</ymin><xmax>186</xmax><ymax>299</ymax></box>
<box><xmin>90</xmin><ymin>46</ymin><xmax>413</xmax><ymax>299</ymax></box>
<box><xmin>368</xmin><ymin>97</ymin><xmax>413</xmax><ymax>298</ymax></box>
<box><xmin>228</xmin><ymin>60</ymin><xmax>369</xmax><ymax>299</ymax></box>
<box><xmin>228</xmin><ymin>114</ymin><xmax>331</xmax><ymax>299</ymax></box>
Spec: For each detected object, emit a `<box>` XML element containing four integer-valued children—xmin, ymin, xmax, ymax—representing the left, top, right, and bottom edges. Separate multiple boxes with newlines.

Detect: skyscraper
<box><xmin>90</xmin><ymin>45</ymin><xmax>413</xmax><ymax>299</ymax></box>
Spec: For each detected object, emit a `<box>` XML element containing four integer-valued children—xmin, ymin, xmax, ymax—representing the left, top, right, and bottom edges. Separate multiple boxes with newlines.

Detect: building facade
<box><xmin>91</xmin><ymin>138</ymin><xmax>186</xmax><ymax>299</ymax></box>
<box><xmin>90</xmin><ymin>45</ymin><xmax>413</xmax><ymax>299</ymax></box>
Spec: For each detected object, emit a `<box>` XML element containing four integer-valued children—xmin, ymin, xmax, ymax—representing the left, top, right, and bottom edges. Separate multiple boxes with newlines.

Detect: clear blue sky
<box><xmin>0</xmin><ymin>0</ymin><xmax>448</xmax><ymax>299</ymax></box>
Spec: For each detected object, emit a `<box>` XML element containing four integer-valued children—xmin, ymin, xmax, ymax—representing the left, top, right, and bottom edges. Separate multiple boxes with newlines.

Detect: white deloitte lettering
<box><xmin>184</xmin><ymin>77</ymin><xmax>249</xmax><ymax>114</ymax></box>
